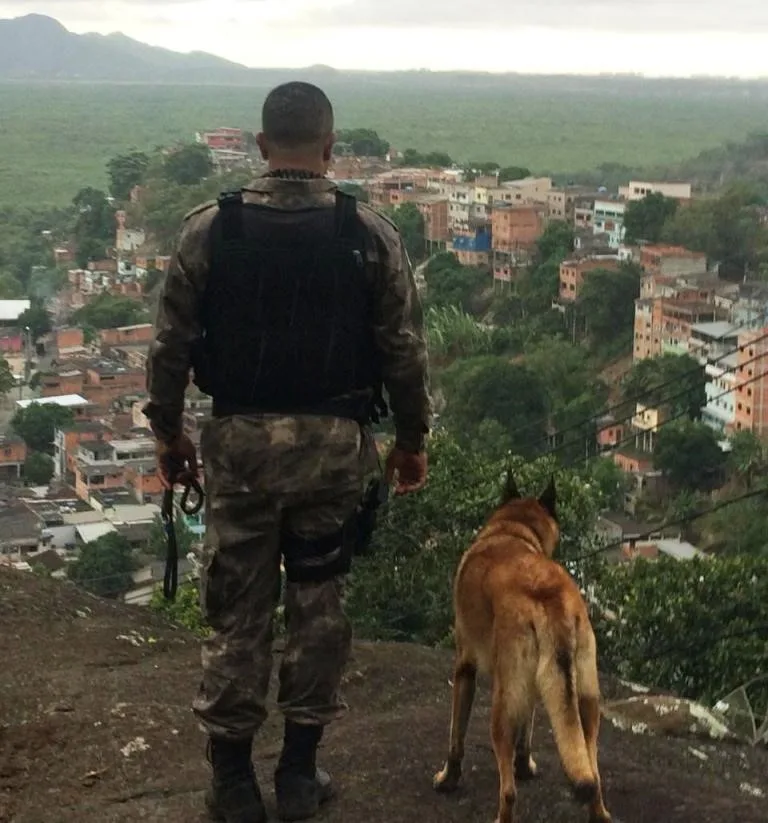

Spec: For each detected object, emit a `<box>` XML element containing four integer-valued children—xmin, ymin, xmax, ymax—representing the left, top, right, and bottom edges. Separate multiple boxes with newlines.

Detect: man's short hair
<box><xmin>261</xmin><ymin>82</ymin><xmax>334</xmax><ymax>149</ymax></box>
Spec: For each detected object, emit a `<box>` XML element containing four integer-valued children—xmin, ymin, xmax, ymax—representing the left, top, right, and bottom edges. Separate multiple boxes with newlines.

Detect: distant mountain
<box><xmin>0</xmin><ymin>14</ymin><xmax>267</xmax><ymax>82</ymax></box>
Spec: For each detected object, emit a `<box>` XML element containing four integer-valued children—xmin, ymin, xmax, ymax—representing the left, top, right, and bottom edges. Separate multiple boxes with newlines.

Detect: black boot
<box><xmin>205</xmin><ymin>736</ymin><xmax>267</xmax><ymax>823</ymax></box>
<box><xmin>274</xmin><ymin>721</ymin><xmax>335</xmax><ymax>821</ymax></box>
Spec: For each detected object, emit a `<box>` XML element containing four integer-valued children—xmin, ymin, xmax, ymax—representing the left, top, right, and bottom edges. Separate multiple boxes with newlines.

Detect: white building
<box><xmin>619</xmin><ymin>181</ymin><xmax>692</xmax><ymax>202</ymax></box>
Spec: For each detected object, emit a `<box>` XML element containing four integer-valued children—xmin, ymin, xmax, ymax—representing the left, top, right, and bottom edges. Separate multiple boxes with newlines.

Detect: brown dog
<box><xmin>433</xmin><ymin>472</ymin><xmax>611</xmax><ymax>823</ymax></box>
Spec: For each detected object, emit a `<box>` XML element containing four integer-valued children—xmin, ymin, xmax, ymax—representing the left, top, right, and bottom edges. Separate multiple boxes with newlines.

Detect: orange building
<box><xmin>414</xmin><ymin>195</ymin><xmax>449</xmax><ymax>244</ymax></box>
<box><xmin>559</xmin><ymin>255</ymin><xmax>620</xmax><ymax>302</ymax></box>
<box><xmin>41</xmin><ymin>369</ymin><xmax>85</xmax><ymax>397</ymax></box>
<box><xmin>0</xmin><ymin>435</ymin><xmax>27</xmax><ymax>480</ymax></box>
<box><xmin>99</xmin><ymin>324</ymin><xmax>154</xmax><ymax>349</ymax></box>
<box><xmin>54</xmin><ymin>423</ymin><xmax>113</xmax><ymax>480</ymax></box>
<box><xmin>55</xmin><ymin>327</ymin><xmax>85</xmax><ymax>353</ymax></box>
<box><xmin>491</xmin><ymin>204</ymin><xmax>546</xmax><ymax>253</ymax></box>
<box><xmin>124</xmin><ymin>464</ymin><xmax>164</xmax><ymax>504</ymax></box>
<box><xmin>732</xmin><ymin>329</ymin><xmax>768</xmax><ymax>436</ymax></box>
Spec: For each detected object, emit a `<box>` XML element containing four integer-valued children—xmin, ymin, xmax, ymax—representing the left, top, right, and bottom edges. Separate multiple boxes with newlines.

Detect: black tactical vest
<box><xmin>192</xmin><ymin>188</ymin><xmax>387</xmax><ymax>425</ymax></box>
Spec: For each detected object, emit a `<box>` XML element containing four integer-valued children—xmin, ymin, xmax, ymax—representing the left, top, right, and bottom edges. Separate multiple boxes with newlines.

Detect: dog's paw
<box><xmin>433</xmin><ymin>762</ymin><xmax>461</xmax><ymax>794</ymax></box>
<box><xmin>514</xmin><ymin>754</ymin><xmax>538</xmax><ymax>780</ymax></box>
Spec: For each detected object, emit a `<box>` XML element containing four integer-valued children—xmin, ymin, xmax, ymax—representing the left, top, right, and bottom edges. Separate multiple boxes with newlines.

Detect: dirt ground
<box><xmin>0</xmin><ymin>567</ymin><xmax>766</xmax><ymax>823</ymax></box>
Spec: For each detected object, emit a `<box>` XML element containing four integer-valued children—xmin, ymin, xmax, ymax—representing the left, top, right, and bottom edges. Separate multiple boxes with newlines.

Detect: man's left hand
<box><xmin>156</xmin><ymin>434</ymin><xmax>199</xmax><ymax>490</ymax></box>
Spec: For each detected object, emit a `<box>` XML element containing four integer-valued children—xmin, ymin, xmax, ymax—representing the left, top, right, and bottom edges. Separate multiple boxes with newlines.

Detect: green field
<box><xmin>2</xmin><ymin>75</ymin><xmax>768</xmax><ymax>206</ymax></box>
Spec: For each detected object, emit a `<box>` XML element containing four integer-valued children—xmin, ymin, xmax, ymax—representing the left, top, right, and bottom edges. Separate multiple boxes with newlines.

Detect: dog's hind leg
<box><xmin>536</xmin><ymin>641</ymin><xmax>597</xmax><ymax>802</ymax></box>
<box><xmin>575</xmin><ymin>628</ymin><xmax>611</xmax><ymax>823</ymax></box>
<box><xmin>514</xmin><ymin>705</ymin><xmax>538</xmax><ymax>781</ymax></box>
<box><xmin>433</xmin><ymin>649</ymin><xmax>477</xmax><ymax>794</ymax></box>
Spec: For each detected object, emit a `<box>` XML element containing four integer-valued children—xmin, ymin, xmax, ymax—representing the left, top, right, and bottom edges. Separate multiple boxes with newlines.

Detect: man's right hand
<box><xmin>384</xmin><ymin>448</ymin><xmax>428</xmax><ymax>495</ymax></box>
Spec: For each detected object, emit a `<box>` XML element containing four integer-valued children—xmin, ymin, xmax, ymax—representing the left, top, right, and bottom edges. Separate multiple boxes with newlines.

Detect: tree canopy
<box><xmin>385</xmin><ymin>202</ymin><xmax>426</xmax><ymax>264</ymax></box>
<box><xmin>653</xmin><ymin>419</ymin><xmax>727</xmax><ymax>492</ymax></box>
<box><xmin>24</xmin><ymin>451</ymin><xmax>54</xmax><ymax>485</ymax></box>
<box><xmin>12</xmin><ymin>403</ymin><xmax>75</xmax><ymax>454</ymax></box>
<box><xmin>334</xmin><ymin>129</ymin><xmax>389</xmax><ymax>158</ymax></box>
<box><xmin>163</xmin><ymin>143</ymin><xmax>213</xmax><ymax>186</ymax></box>
<box><xmin>68</xmin><ymin>533</ymin><xmax>137</xmax><ymax>599</ymax></box>
<box><xmin>624</xmin><ymin>192</ymin><xmax>679</xmax><ymax>243</ymax></box>
<box><xmin>107</xmin><ymin>150</ymin><xmax>150</xmax><ymax>201</ymax></box>
<box><xmin>621</xmin><ymin>353</ymin><xmax>707</xmax><ymax>421</ymax></box>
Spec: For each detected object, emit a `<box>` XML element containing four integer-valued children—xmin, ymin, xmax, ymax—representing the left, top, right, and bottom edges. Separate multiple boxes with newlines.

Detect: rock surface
<box><xmin>0</xmin><ymin>567</ymin><xmax>767</xmax><ymax>823</ymax></box>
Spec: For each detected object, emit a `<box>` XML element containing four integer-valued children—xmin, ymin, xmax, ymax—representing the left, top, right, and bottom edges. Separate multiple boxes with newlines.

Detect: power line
<box><xmin>490</xmin><ymin>323</ymin><xmax>768</xmax><ymax>455</ymax></box>
<box><xmin>568</xmin><ymin>483</ymin><xmax>768</xmax><ymax>564</ymax></box>
<box><xmin>545</xmin><ymin>340</ymin><xmax>768</xmax><ymax>462</ymax></box>
<box><xmin>563</xmin><ymin>360</ymin><xmax>768</xmax><ymax>478</ymax></box>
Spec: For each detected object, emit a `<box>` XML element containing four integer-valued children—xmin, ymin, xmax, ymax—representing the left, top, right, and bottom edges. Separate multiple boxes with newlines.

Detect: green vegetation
<box><xmin>11</xmin><ymin>403</ymin><xmax>74</xmax><ymax>454</ymax></box>
<box><xmin>71</xmin><ymin>293</ymin><xmax>148</xmax><ymax>330</ymax></box>
<box><xmin>68</xmin><ymin>532</ymin><xmax>137</xmax><ymax>599</ymax></box>
<box><xmin>5</xmin><ymin>78</ymin><xmax>768</xmax><ymax>205</ymax></box>
<box><xmin>23</xmin><ymin>451</ymin><xmax>54</xmax><ymax>485</ymax></box>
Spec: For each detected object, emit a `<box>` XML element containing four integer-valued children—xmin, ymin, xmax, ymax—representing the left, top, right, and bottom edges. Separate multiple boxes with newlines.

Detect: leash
<box><xmin>162</xmin><ymin>474</ymin><xmax>204</xmax><ymax>602</ymax></box>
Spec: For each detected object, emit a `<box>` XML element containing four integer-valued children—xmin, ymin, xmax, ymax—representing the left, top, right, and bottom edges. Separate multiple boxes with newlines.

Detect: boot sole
<box><xmin>205</xmin><ymin>794</ymin><xmax>268</xmax><ymax>823</ymax></box>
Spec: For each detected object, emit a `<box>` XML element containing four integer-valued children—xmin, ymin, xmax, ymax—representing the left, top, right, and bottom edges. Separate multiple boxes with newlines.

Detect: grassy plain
<box><xmin>2</xmin><ymin>75</ymin><xmax>768</xmax><ymax>206</ymax></box>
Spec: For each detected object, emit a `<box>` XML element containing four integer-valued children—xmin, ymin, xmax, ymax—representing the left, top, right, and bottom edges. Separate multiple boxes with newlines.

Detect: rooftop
<box><xmin>16</xmin><ymin>394</ymin><xmax>89</xmax><ymax>409</ymax></box>
<box><xmin>0</xmin><ymin>299</ymin><xmax>31</xmax><ymax>322</ymax></box>
<box><xmin>690</xmin><ymin>321</ymin><xmax>742</xmax><ymax>340</ymax></box>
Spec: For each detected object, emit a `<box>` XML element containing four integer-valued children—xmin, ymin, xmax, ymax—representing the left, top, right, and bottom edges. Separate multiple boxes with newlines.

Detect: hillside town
<box><xmin>0</xmin><ymin>124</ymin><xmax>767</xmax><ymax>600</ymax></box>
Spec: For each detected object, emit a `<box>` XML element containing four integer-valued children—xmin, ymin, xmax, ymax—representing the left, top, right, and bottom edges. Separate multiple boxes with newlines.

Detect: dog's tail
<box><xmin>536</xmin><ymin>631</ymin><xmax>598</xmax><ymax>803</ymax></box>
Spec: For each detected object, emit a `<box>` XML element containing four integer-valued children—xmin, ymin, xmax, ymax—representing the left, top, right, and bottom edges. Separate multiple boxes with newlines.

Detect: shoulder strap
<box><xmin>216</xmin><ymin>189</ymin><xmax>244</xmax><ymax>242</ymax></box>
<box><xmin>334</xmin><ymin>189</ymin><xmax>360</xmax><ymax>242</ymax></box>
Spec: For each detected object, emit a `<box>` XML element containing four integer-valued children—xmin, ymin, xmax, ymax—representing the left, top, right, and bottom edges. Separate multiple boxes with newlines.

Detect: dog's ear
<box><xmin>538</xmin><ymin>475</ymin><xmax>557</xmax><ymax>518</ymax></box>
<box><xmin>502</xmin><ymin>468</ymin><xmax>521</xmax><ymax>503</ymax></box>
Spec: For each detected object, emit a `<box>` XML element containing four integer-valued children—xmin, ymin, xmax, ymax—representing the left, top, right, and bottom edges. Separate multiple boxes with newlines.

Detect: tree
<box><xmin>423</xmin><ymin>253</ymin><xmax>488</xmax><ymax>314</ymax></box>
<box><xmin>0</xmin><ymin>355</ymin><xmax>14</xmax><ymax>396</ymax></box>
<box><xmin>68</xmin><ymin>532</ymin><xmax>137</xmax><ymax>598</ymax></box>
<box><xmin>726</xmin><ymin>430</ymin><xmax>765</xmax><ymax>489</ymax></box>
<box><xmin>342</xmin><ymin>429</ymin><xmax>605</xmax><ymax>644</ymax></box>
<box><xmin>585</xmin><ymin>457</ymin><xmax>630</xmax><ymax>511</ymax></box>
<box><xmin>535</xmin><ymin>220</ymin><xmax>574</xmax><ymax>263</ymax></box>
<box><xmin>401</xmin><ymin>148</ymin><xmax>453</xmax><ymax>168</ymax></box>
<box><xmin>621</xmin><ymin>353</ymin><xmax>707</xmax><ymax>421</ymax></box>
<box><xmin>0</xmin><ymin>270</ymin><xmax>24</xmax><ymax>298</ymax></box>
<box><xmin>594</xmin><ymin>554</ymin><xmax>768</xmax><ymax>712</ymax></box>
<box><xmin>24</xmin><ymin>452</ymin><xmax>54</xmax><ymax>485</ymax></box>
<box><xmin>440</xmin><ymin>356</ymin><xmax>549</xmax><ymax>458</ymax></box>
<box><xmin>624</xmin><ymin>192</ymin><xmax>679</xmax><ymax>244</ymax></box>
<box><xmin>334</xmin><ymin>128</ymin><xmax>389</xmax><ymax>158</ymax></box>
<box><xmin>107</xmin><ymin>151</ymin><xmax>150</xmax><ymax>201</ymax></box>
<box><xmin>72</xmin><ymin>187</ymin><xmax>115</xmax><ymax>267</ymax></box>
<box><xmin>386</xmin><ymin>202</ymin><xmax>426</xmax><ymax>263</ymax></box>
<box><xmin>17</xmin><ymin>300</ymin><xmax>51</xmax><ymax>341</ymax></box>
<box><xmin>163</xmin><ymin>143</ymin><xmax>213</xmax><ymax>186</ymax></box>
<box><xmin>653</xmin><ymin>419</ymin><xmax>727</xmax><ymax>492</ymax></box>
<box><xmin>662</xmin><ymin>184</ymin><xmax>768</xmax><ymax>280</ymax></box>
<box><xmin>11</xmin><ymin>403</ymin><xmax>75</xmax><ymax>454</ymax></box>
<box><xmin>498</xmin><ymin>166</ymin><xmax>532</xmax><ymax>183</ymax></box>
<box><xmin>71</xmin><ymin>293</ymin><xmax>146</xmax><ymax>330</ymax></box>
<box><xmin>525</xmin><ymin>338</ymin><xmax>610</xmax><ymax>459</ymax></box>
<box><xmin>577</xmin><ymin>264</ymin><xmax>641</xmax><ymax>351</ymax></box>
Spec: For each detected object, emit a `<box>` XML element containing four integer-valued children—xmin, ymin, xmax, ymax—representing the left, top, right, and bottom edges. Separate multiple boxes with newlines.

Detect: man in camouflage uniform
<box><xmin>144</xmin><ymin>81</ymin><xmax>431</xmax><ymax>823</ymax></box>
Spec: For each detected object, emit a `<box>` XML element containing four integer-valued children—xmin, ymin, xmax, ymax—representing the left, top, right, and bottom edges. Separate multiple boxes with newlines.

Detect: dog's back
<box><xmin>434</xmin><ymin>474</ymin><xmax>611</xmax><ymax>823</ymax></box>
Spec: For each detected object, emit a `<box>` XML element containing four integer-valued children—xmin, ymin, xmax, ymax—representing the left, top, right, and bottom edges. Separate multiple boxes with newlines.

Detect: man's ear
<box><xmin>538</xmin><ymin>475</ymin><xmax>557</xmax><ymax>518</ymax></box>
<box><xmin>255</xmin><ymin>132</ymin><xmax>268</xmax><ymax>160</ymax></box>
<box><xmin>501</xmin><ymin>468</ymin><xmax>521</xmax><ymax>503</ymax></box>
<box><xmin>323</xmin><ymin>132</ymin><xmax>336</xmax><ymax>163</ymax></box>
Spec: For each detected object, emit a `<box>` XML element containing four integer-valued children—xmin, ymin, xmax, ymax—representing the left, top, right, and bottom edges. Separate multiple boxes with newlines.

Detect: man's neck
<box><xmin>267</xmin><ymin>158</ymin><xmax>326</xmax><ymax>176</ymax></box>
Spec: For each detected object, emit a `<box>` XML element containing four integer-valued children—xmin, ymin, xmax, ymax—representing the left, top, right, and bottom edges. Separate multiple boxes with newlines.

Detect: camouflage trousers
<box><xmin>192</xmin><ymin>413</ymin><xmax>376</xmax><ymax>741</ymax></box>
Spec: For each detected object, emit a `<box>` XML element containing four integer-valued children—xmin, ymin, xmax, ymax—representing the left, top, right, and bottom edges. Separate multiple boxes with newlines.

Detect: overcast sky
<box><xmin>3</xmin><ymin>0</ymin><xmax>768</xmax><ymax>76</ymax></box>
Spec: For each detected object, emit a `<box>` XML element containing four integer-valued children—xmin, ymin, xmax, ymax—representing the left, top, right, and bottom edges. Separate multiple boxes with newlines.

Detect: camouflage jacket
<box><xmin>144</xmin><ymin>175</ymin><xmax>432</xmax><ymax>452</ymax></box>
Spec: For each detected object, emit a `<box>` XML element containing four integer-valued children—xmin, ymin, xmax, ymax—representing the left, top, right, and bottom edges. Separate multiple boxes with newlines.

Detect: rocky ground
<box><xmin>0</xmin><ymin>566</ymin><xmax>766</xmax><ymax>823</ymax></box>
